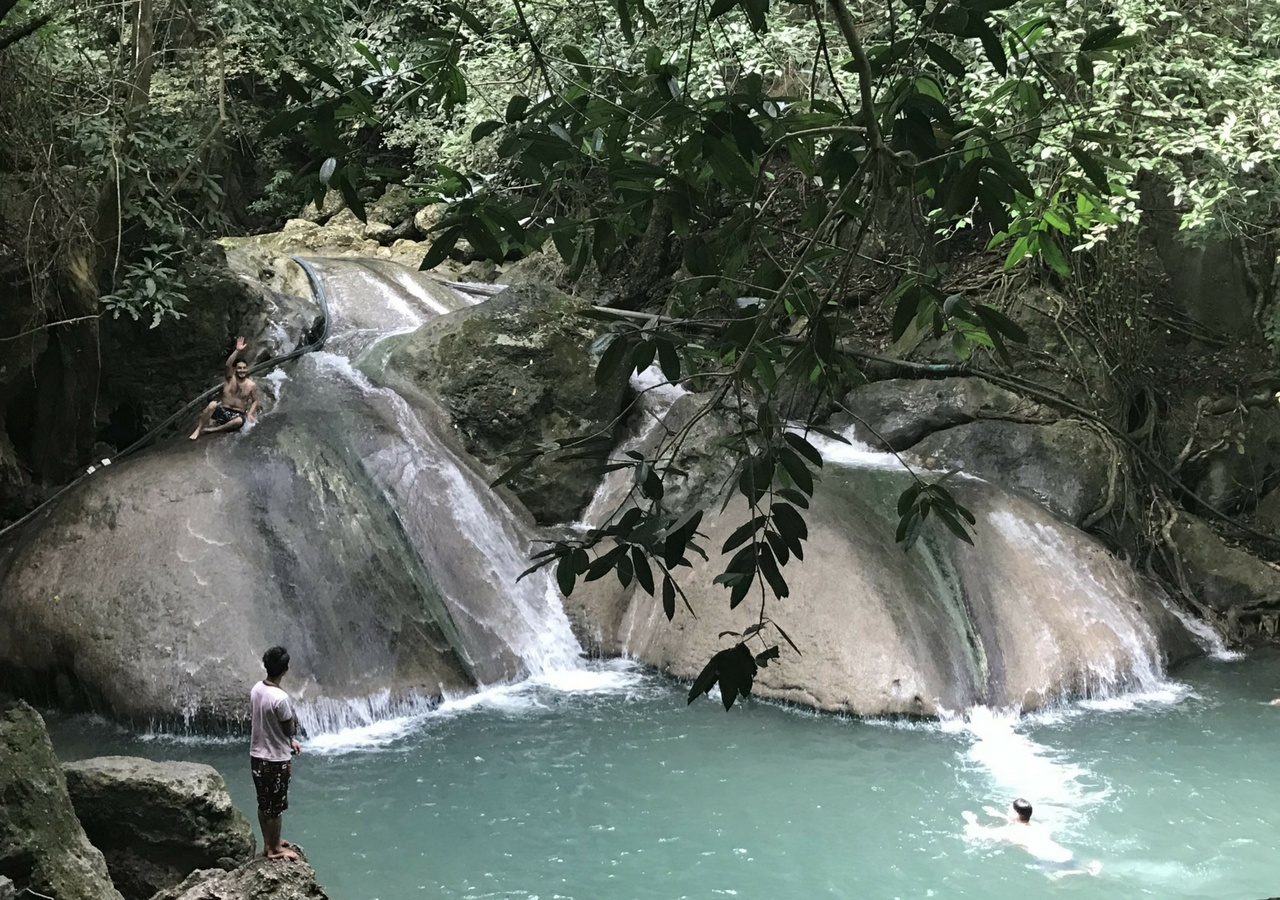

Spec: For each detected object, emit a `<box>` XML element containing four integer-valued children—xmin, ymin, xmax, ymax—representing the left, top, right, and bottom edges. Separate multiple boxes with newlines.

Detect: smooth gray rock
<box><xmin>0</xmin><ymin>702</ymin><xmax>124</xmax><ymax>900</ymax></box>
<box><xmin>149</xmin><ymin>856</ymin><xmax>328</xmax><ymax>900</ymax></box>
<box><xmin>576</xmin><ymin>467</ymin><xmax>1196</xmax><ymax>715</ymax></box>
<box><xmin>64</xmin><ymin>757</ymin><xmax>253</xmax><ymax>900</ymax></box>
<box><xmin>907</xmin><ymin>418</ymin><xmax>1113</xmax><ymax>525</ymax></box>
<box><xmin>0</xmin><ymin>370</ymin><xmax>475</xmax><ymax>725</ymax></box>
<box><xmin>839</xmin><ymin>376</ymin><xmax>1053</xmax><ymax>450</ymax></box>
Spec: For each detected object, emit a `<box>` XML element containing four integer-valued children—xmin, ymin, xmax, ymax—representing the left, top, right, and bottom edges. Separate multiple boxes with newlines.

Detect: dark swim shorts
<box><xmin>250</xmin><ymin>757</ymin><xmax>291</xmax><ymax>817</ymax></box>
<box><xmin>212</xmin><ymin>404</ymin><xmax>245</xmax><ymax>428</ymax></box>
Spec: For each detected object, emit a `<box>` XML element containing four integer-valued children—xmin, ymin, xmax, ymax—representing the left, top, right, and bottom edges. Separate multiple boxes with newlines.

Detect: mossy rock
<box><xmin>375</xmin><ymin>283</ymin><xmax>632</xmax><ymax>523</ymax></box>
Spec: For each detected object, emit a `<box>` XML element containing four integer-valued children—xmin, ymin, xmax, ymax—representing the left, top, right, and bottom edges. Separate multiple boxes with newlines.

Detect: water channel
<box><xmin>47</xmin><ymin>650</ymin><xmax>1280</xmax><ymax>899</ymax></box>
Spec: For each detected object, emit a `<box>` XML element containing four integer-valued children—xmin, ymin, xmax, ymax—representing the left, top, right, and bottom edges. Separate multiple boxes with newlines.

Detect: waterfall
<box><xmin>294</xmin><ymin>259</ymin><xmax>584</xmax><ymax>686</ymax></box>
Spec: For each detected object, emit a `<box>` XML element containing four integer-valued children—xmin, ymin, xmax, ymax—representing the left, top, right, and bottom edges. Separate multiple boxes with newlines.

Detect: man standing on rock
<box><xmin>250</xmin><ymin>646</ymin><xmax>302</xmax><ymax>860</ymax></box>
<box><xmin>189</xmin><ymin>336</ymin><xmax>259</xmax><ymax>439</ymax></box>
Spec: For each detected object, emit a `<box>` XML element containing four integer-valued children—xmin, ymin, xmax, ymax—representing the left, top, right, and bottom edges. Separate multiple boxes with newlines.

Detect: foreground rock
<box><xmin>376</xmin><ymin>283</ymin><xmax>632</xmax><ymax>523</ymax></box>
<box><xmin>64</xmin><ymin>757</ymin><xmax>254</xmax><ymax>900</ymax></box>
<box><xmin>150</xmin><ymin>856</ymin><xmax>328</xmax><ymax>900</ymax></box>
<box><xmin>0</xmin><ymin>702</ymin><xmax>124</xmax><ymax>900</ymax></box>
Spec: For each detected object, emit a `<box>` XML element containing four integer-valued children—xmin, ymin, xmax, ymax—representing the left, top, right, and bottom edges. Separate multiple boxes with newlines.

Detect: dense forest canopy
<box><xmin>3</xmin><ymin>0</ymin><xmax>1280</xmax><ymax>700</ymax></box>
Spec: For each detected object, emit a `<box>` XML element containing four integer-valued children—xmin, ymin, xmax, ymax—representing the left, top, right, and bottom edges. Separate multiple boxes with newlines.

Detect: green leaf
<box><xmin>631</xmin><ymin>546</ymin><xmax>655</xmax><ymax>595</ymax></box>
<box><xmin>556</xmin><ymin>556</ymin><xmax>577</xmax><ymax>596</ymax></box>
<box><xmin>757</xmin><ymin>544</ymin><xmax>789</xmax><ymax>599</ymax></box>
<box><xmin>1076</xmin><ymin>52</ymin><xmax>1094</xmax><ymax>86</ymax></box>
<box><xmin>420</xmin><ymin>226</ymin><xmax>462</xmax><ymax>270</ymax></box>
<box><xmin>1070</xmin><ymin>145</ymin><xmax>1110</xmax><ymax>195</ymax></box>
<box><xmin>1080</xmin><ymin>23</ymin><xmax>1124</xmax><ymax>52</ymax></box>
<box><xmin>562</xmin><ymin>45</ymin><xmax>592</xmax><ymax>81</ymax></box>
<box><xmin>470</xmin><ymin>121</ymin><xmax>503</xmax><ymax>142</ymax></box>
<box><xmin>1038</xmin><ymin>234</ymin><xmax>1071</xmax><ymax>277</ymax></box>
<box><xmin>505</xmin><ymin>95</ymin><xmax>532</xmax><ymax>123</ymax></box>
<box><xmin>778</xmin><ymin>446</ymin><xmax>814</xmax><ymax>496</ymax></box>
<box><xmin>891</xmin><ymin>283</ymin><xmax>922</xmax><ymax>342</ymax></box>
<box><xmin>923</xmin><ymin>40</ymin><xmax>967</xmax><ymax>78</ymax></box>
<box><xmin>683</xmin><ymin>234</ymin><xmax>719</xmax><ymax>278</ymax></box>
<box><xmin>723</xmin><ymin>515</ymin><xmax>766</xmax><ymax>553</ymax></box>
<box><xmin>657</xmin><ymin>339</ymin><xmax>681</xmax><ymax>383</ymax></box>
<box><xmin>771</xmin><ymin>502</ymin><xmax>808</xmax><ymax>547</ymax></box>
<box><xmin>662</xmin><ymin>575</ymin><xmax>676</xmax><ymax>620</ymax></box>
<box><xmin>782</xmin><ymin>432</ymin><xmax>823</xmax><ymax>469</ymax></box>
<box><xmin>972</xmin><ymin>19</ymin><xmax>1007</xmax><ymax>76</ymax></box>
<box><xmin>595</xmin><ymin>334</ymin><xmax>629</xmax><ymax>387</ymax></box>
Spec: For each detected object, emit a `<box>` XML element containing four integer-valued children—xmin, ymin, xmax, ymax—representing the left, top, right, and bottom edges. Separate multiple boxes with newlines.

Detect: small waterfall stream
<box><xmin>285</xmin><ymin>259</ymin><xmax>585</xmax><ymax>733</ymax></box>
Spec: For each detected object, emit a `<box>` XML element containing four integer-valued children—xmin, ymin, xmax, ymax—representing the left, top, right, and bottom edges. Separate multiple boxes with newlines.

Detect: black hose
<box><xmin>0</xmin><ymin>255</ymin><xmax>331</xmax><ymax>542</ymax></box>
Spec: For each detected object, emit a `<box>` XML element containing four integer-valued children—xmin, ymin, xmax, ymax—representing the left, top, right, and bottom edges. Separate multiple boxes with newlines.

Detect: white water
<box><xmin>287</xmin><ymin>260</ymin><xmax>586</xmax><ymax>734</ymax></box>
<box><xmin>578</xmin><ymin>365</ymin><xmax>687</xmax><ymax>529</ymax></box>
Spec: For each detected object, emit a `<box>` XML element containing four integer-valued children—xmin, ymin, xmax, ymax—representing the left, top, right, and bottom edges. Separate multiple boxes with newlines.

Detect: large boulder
<box><xmin>838</xmin><ymin>376</ymin><xmax>1054</xmax><ymax>450</ymax></box>
<box><xmin>573</xmin><ymin>465</ymin><xmax>1197</xmax><ymax>715</ymax></box>
<box><xmin>0</xmin><ymin>702</ymin><xmax>124</xmax><ymax>900</ymax></box>
<box><xmin>374</xmin><ymin>283</ymin><xmax>632</xmax><ymax>523</ymax></box>
<box><xmin>150</xmin><ymin>856</ymin><xmax>328</xmax><ymax>900</ymax></box>
<box><xmin>907</xmin><ymin>418</ymin><xmax>1113</xmax><ymax>525</ymax></box>
<box><xmin>63</xmin><ymin>757</ymin><xmax>253</xmax><ymax>900</ymax></box>
<box><xmin>0</xmin><ymin>364</ymin><xmax>477</xmax><ymax>725</ymax></box>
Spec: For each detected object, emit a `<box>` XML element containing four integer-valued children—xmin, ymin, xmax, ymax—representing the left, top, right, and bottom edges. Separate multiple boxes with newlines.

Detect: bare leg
<box><xmin>259</xmin><ymin>810</ymin><xmax>299</xmax><ymax>860</ymax></box>
<box><xmin>189</xmin><ymin>401</ymin><xmax>217</xmax><ymax>440</ymax></box>
<box><xmin>201</xmin><ymin>415</ymin><xmax>244</xmax><ymax>435</ymax></box>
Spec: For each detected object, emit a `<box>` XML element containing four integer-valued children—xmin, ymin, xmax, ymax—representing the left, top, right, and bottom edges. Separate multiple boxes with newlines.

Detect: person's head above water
<box><xmin>263</xmin><ymin>646</ymin><xmax>290</xmax><ymax>681</ymax></box>
<box><xmin>235</xmin><ymin>359</ymin><xmax>249</xmax><ymax>381</ymax></box>
<box><xmin>1012</xmin><ymin>799</ymin><xmax>1033</xmax><ymax>823</ymax></box>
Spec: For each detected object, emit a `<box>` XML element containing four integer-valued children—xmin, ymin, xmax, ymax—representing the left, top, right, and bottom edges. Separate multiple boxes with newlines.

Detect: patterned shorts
<box><xmin>250</xmin><ymin>757</ymin><xmax>291</xmax><ymax>817</ymax></box>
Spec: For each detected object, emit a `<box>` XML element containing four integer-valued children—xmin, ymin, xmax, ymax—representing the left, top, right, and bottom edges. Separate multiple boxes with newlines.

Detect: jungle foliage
<box><xmin>5</xmin><ymin>0</ymin><xmax>1280</xmax><ymax>704</ymax></box>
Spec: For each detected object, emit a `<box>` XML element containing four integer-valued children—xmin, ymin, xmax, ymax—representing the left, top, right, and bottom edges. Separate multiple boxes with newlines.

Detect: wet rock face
<box><xmin>63</xmin><ymin>756</ymin><xmax>254</xmax><ymax>900</ymax></box>
<box><xmin>576</xmin><ymin>469</ymin><xmax>1196</xmax><ymax>716</ymax></box>
<box><xmin>0</xmin><ymin>702</ymin><xmax>124</xmax><ymax>900</ymax></box>
<box><xmin>0</xmin><ymin>379</ymin><xmax>475</xmax><ymax>725</ymax></box>
<box><xmin>150</xmin><ymin>856</ymin><xmax>329</xmax><ymax>900</ymax></box>
<box><xmin>378</xmin><ymin>283</ymin><xmax>632</xmax><ymax>524</ymax></box>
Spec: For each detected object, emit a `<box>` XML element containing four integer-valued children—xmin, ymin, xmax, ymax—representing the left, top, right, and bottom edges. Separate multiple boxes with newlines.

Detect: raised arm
<box><xmin>224</xmin><ymin>336</ymin><xmax>247</xmax><ymax>378</ymax></box>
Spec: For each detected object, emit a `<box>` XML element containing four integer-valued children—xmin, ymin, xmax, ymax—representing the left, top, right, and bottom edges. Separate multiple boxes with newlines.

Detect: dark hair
<box><xmin>263</xmin><ymin>646</ymin><xmax>290</xmax><ymax>679</ymax></box>
<box><xmin>1012</xmin><ymin>799</ymin><xmax>1033</xmax><ymax>822</ymax></box>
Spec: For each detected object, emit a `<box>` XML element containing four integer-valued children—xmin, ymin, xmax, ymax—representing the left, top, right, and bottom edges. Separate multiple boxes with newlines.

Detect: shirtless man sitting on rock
<box><xmin>189</xmin><ymin>336</ymin><xmax>259</xmax><ymax>440</ymax></box>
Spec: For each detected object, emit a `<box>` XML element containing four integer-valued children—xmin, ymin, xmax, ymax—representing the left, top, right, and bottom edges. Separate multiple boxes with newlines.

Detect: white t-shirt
<box><xmin>249</xmin><ymin>680</ymin><xmax>295</xmax><ymax>762</ymax></box>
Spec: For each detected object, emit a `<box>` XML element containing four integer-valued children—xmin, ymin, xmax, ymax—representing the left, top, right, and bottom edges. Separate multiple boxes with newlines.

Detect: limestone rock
<box><xmin>907</xmin><ymin>418</ymin><xmax>1113</xmax><ymax>525</ymax></box>
<box><xmin>64</xmin><ymin>757</ymin><xmax>254</xmax><ymax>900</ymax></box>
<box><xmin>149</xmin><ymin>857</ymin><xmax>328</xmax><ymax>900</ymax></box>
<box><xmin>839</xmin><ymin>377</ymin><xmax>1053</xmax><ymax>450</ymax></box>
<box><xmin>0</xmin><ymin>382</ymin><xmax>475</xmax><ymax>724</ymax></box>
<box><xmin>0</xmin><ymin>702</ymin><xmax>124</xmax><ymax>900</ymax></box>
<box><xmin>588</xmin><ymin>470</ymin><xmax>1196</xmax><ymax>716</ymax></box>
<box><xmin>374</xmin><ymin>283</ymin><xmax>632</xmax><ymax>523</ymax></box>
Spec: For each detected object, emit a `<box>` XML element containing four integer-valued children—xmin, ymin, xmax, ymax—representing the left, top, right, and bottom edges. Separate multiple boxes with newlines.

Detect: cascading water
<box><xmin>280</xmin><ymin>258</ymin><xmax>587</xmax><ymax>733</ymax></box>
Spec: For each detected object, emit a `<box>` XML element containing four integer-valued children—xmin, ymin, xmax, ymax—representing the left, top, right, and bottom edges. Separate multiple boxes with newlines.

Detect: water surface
<box><xmin>47</xmin><ymin>653</ymin><xmax>1280</xmax><ymax>900</ymax></box>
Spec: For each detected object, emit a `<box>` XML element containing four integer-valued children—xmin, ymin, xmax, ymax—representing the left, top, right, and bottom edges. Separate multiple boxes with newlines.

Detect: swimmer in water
<box><xmin>963</xmin><ymin>799</ymin><xmax>1101</xmax><ymax>878</ymax></box>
